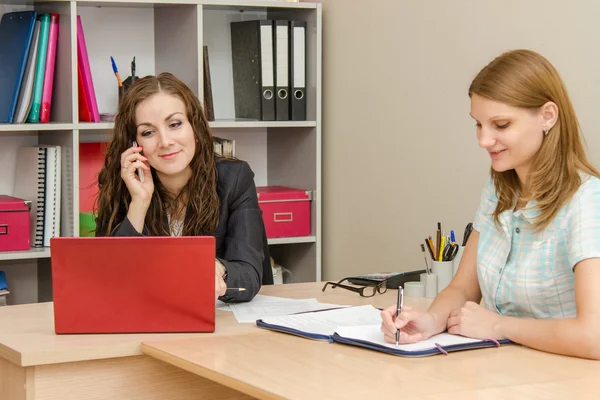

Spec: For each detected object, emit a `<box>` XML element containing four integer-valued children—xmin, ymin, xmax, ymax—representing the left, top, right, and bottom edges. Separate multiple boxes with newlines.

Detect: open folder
<box><xmin>256</xmin><ymin>305</ymin><xmax>512</xmax><ymax>357</ymax></box>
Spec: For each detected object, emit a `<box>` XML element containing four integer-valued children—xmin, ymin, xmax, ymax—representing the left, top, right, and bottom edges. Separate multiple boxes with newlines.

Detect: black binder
<box><xmin>290</xmin><ymin>21</ymin><xmax>306</xmax><ymax>121</ymax></box>
<box><xmin>274</xmin><ymin>20</ymin><xmax>290</xmax><ymax>121</ymax></box>
<box><xmin>230</xmin><ymin>20</ymin><xmax>275</xmax><ymax>121</ymax></box>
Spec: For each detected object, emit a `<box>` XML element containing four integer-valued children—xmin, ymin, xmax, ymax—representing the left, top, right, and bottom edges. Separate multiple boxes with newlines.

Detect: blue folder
<box><xmin>0</xmin><ymin>11</ymin><xmax>37</xmax><ymax>123</ymax></box>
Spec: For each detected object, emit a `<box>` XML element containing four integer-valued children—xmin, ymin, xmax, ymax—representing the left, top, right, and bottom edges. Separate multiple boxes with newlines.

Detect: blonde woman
<box><xmin>381</xmin><ymin>49</ymin><xmax>600</xmax><ymax>360</ymax></box>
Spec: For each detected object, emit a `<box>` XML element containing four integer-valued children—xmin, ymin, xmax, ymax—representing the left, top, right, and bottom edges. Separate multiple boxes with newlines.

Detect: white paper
<box><xmin>228</xmin><ymin>295</ymin><xmax>348</xmax><ymax>323</ymax></box>
<box><xmin>334</xmin><ymin>325</ymin><xmax>483</xmax><ymax>352</ymax></box>
<box><xmin>216</xmin><ymin>300</ymin><xmax>231</xmax><ymax>311</ymax></box>
<box><xmin>260</xmin><ymin>305</ymin><xmax>383</xmax><ymax>336</ymax></box>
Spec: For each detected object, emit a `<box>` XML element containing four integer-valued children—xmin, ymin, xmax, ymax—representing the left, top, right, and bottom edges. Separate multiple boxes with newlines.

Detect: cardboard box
<box><xmin>0</xmin><ymin>195</ymin><xmax>31</xmax><ymax>251</ymax></box>
<box><xmin>256</xmin><ymin>186</ymin><xmax>311</xmax><ymax>238</ymax></box>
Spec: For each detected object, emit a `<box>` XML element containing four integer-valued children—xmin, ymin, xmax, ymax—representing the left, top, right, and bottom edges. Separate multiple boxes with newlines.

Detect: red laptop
<box><xmin>50</xmin><ymin>236</ymin><xmax>216</xmax><ymax>334</ymax></box>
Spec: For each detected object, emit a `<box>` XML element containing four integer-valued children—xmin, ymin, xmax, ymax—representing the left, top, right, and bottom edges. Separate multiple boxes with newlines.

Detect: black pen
<box><xmin>395</xmin><ymin>287</ymin><xmax>403</xmax><ymax>346</ymax></box>
<box><xmin>131</xmin><ymin>56</ymin><xmax>136</xmax><ymax>83</ymax></box>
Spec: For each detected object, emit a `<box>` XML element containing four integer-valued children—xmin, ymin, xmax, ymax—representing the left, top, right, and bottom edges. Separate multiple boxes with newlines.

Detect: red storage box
<box><xmin>0</xmin><ymin>195</ymin><xmax>31</xmax><ymax>251</ymax></box>
<box><xmin>256</xmin><ymin>186</ymin><xmax>311</xmax><ymax>238</ymax></box>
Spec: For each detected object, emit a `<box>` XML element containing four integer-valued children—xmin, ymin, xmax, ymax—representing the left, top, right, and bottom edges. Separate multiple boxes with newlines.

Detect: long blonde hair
<box><xmin>468</xmin><ymin>49</ymin><xmax>599</xmax><ymax>231</ymax></box>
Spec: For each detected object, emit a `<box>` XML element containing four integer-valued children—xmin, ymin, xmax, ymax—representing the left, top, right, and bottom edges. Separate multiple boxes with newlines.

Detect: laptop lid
<box><xmin>50</xmin><ymin>236</ymin><xmax>215</xmax><ymax>334</ymax></box>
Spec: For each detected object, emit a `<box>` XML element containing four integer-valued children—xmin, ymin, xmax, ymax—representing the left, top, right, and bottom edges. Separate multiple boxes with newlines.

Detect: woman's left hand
<box><xmin>446</xmin><ymin>301</ymin><xmax>506</xmax><ymax>340</ymax></box>
<box><xmin>215</xmin><ymin>260</ymin><xmax>227</xmax><ymax>299</ymax></box>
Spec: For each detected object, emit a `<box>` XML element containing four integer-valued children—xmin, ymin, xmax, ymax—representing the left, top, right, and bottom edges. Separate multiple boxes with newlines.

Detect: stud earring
<box><xmin>544</xmin><ymin>129</ymin><xmax>549</xmax><ymax>136</ymax></box>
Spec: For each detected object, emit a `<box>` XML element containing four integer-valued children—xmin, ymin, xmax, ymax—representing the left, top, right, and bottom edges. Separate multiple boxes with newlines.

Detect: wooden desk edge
<box><xmin>140</xmin><ymin>342</ymin><xmax>281</xmax><ymax>400</ymax></box>
<box><xmin>1</xmin><ymin>342</ymin><xmax>143</xmax><ymax>368</ymax></box>
<box><xmin>0</xmin><ymin>344</ymin><xmax>22</xmax><ymax>366</ymax></box>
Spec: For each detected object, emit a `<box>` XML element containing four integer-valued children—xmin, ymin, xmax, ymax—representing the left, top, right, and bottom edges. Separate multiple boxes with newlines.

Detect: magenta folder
<box><xmin>40</xmin><ymin>13</ymin><xmax>59</xmax><ymax>123</ymax></box>
<box><xmin>76</xmin><ymin>15</ymin><xmax>99</xmax><ymax>122</ymax></box>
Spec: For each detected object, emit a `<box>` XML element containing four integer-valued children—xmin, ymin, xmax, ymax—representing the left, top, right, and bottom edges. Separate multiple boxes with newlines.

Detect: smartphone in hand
<box><xmin>132</xmin><ymin>141</ymin><xmax>145</xmax><ymax>182</ymax></box>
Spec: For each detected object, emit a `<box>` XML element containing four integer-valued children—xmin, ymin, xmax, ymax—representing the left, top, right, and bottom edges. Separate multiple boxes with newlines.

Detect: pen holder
<box><xmin>420</xmin><ymin>273</ymin><xmax>437</xmax><ymax>299</ymax></box>
<box><xmin>118</xmin><ymin>76</ymin><xmax>139</xmax><ymax>105</ymax></box>
<box><xmin>431</xmin><ymin>261</ymin><xmax>453</xmax><ymax>294</ymax></box>
<box><xmin>452</xmin><ymin>246</ymin><xmax>465</xmax><ymax>277</ymax></box>
<box><xmin>403</xmin><ymin>281</ymin><xmax>425</xmax><ymax>298</ymax></box>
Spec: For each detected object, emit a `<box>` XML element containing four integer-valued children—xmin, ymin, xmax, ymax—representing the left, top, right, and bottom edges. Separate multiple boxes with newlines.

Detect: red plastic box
<box><xmin>0</xmin><ymin>195</ymin><xmax>31</xmax><ymax>251</ymax></box>
<box><xmin>256</xmin><ymin>186</ymin><xmax>311</xmax><ymax>238</ymax></box>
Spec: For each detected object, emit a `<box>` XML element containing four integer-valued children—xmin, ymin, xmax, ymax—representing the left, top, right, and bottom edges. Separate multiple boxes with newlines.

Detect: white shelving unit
<box><xmin>0</xmin><ymin>0</ymin><xmax>322</xmax><ymax>304</ymax></box>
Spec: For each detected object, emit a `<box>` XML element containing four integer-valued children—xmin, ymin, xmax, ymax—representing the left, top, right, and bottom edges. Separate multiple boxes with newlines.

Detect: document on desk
<box><xmin>257</xmin><ymin>306</ymin><xmax>513</xmax><ymax>356</ymax></box>
<box><xmin>258</xmin><ymin>305</ymin><xmax>383</xmax><ymax>339</ymax></box>
<box><xmin>229</xmin><ymin>295</ymin><xmax>347</xmax><ymax>323</ymax></box>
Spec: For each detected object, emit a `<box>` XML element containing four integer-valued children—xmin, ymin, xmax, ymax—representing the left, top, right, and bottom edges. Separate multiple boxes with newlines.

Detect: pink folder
<box><xmin>40</xmin><ymin>13</ymin><xmax>59</xmax><ymax>123</ymax></box>
<box><xmin>76</xmin><ymin>15</ymin><xmax>99</xmax><ymax>122</ymax></box>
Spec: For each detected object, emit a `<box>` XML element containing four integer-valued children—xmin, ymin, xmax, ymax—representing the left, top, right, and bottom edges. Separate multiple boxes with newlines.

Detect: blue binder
<box><xmin>0</xmin><ymin>11</ymin><xmax>37</xmax><ymax>123</ymax></box>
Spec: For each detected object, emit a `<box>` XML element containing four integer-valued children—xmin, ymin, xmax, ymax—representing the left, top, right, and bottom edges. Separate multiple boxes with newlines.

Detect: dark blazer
<box><xmin>109</xmin><ymin>158</ymin><xmax>265</xmax><ymax>302</ymax></box>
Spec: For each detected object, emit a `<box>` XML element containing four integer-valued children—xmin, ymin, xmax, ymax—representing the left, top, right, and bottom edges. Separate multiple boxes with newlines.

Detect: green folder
<box><xmin>26</xmin><ymin>14</ymin><xmax>50</xmax><ymax>123</ymax></box>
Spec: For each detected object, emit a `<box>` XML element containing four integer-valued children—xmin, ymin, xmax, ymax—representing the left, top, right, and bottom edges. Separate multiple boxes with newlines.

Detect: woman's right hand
<box><xmin>120</xmin><ymin>146</ymin><xmax>154</xmax><ymax>204</ymax></box>
<box><xmin>380</xmin><ymin>304</ymin><xmax>439</xmax><ymax>344</ymax></box>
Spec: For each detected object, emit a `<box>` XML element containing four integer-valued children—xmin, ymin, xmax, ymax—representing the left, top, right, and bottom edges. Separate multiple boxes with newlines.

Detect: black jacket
<box><xmin>109</xmin><ymin>158</ymin><xmax>264</xmax><ymax>302</ymax></box>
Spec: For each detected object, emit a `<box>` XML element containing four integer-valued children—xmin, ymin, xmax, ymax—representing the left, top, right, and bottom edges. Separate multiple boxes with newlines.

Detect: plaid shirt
<box><xmin>473</xmin><ymin>173</ymin><xmax>600</xmax><ymax>319</ymax></box>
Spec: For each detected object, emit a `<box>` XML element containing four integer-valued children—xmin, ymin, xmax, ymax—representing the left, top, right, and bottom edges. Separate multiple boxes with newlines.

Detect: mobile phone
<box><xmin>132</xmin><ymin>141</ymin><xmax>145</xmax><ymax>182</ymax></box>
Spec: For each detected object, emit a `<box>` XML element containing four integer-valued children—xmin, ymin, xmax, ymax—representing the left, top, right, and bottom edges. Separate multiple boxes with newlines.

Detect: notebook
<box><xmin>0</xmin><ymin>10</ymin><xmax>37</xmax><ymax>123</ymax></box>
<box><xmin>40</xmin><ymin>13</ymin><xmax>59</xmax><ymax>123</ymax></box>
<box><xmin>257</xmin><ymin>305</ymin><xmax>512</xmax><ymax>357</ymax></box>
<box><xmin>77</xmin><ymin>15</ymin><xmax>100</xmax><ymax>122</ymax></box>
<box><xmin>12</xmin><ymin>146</ymin><xmax>47</xmax><ymax>247</ymax></box>
<box><xmin>14</xmin><ymin>20</ymin><xmax>41</xmax><ymax>124</ymax></box>
<box><xmin>27</xmin><ymin>14</ymin><xmax>50</xmax><ymax>123</ymax></box>
<box><xmin>51</xmin><ymin>236</ymin><xmax>217</xmax><ymax>334</ymax></box>
<box><xmin>41</xmin><ymin>145</ymin><xmax>61</xmax><ymax>246</ymax></box>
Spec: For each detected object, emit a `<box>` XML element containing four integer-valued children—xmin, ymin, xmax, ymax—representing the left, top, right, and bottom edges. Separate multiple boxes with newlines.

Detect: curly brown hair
<box><xmin>95</xmin><ymin>72</ymin><xmax>220</xmax><ymax>236</ymax></box>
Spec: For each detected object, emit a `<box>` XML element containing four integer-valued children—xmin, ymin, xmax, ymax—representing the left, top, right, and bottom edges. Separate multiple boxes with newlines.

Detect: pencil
<box><xmin>226</xmin><ymin>288</ymin><xmax>246</xmax><ymax>291</ymax></box>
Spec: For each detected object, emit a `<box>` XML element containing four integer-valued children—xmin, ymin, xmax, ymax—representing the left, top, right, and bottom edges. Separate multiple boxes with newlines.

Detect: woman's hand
<box><xmin>120</xmin><ymin>146</ymin><xmax>154</xmax><ymax>205</ymax></box>
<box><xmin>215</xmin><ymin>260</ymin><xmax>228</xmax><ymax>300</ymax></box>
<box><xmin>380</xmin><ymin>304</ymin><xmax>439</xmax><ymax>344</ymax></box>
<box><xmin>446</xmin><ymin>301</ymin><xmax>505</xmax><ymax>340</ymax></box>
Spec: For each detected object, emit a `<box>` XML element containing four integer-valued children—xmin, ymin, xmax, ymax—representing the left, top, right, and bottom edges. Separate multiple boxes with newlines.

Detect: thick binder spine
<box><xmin>274</xmin><ymin>20</ymin><xmax>290</xmax><ymax>121</ymax></box>
<box><xmin>290</xmin><ymin>21</ymin><xmax>306</xmax><ymax>121</ymax></box>
<box><xmin>230</xmin><ymin>20</ymin><xmax>275</xmax><ymax>121</ymax></box>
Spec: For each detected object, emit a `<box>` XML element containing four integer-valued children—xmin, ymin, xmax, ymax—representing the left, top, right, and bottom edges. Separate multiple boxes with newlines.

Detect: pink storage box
<box><xmin>0</xmin><ymin>195</ymin><xmax>31</xmax><ymax>251</ymax></box>
<box><xmin>256</xmin><ymin>186</ymin><xmax>311</xmax><ymax>238</ymax></box>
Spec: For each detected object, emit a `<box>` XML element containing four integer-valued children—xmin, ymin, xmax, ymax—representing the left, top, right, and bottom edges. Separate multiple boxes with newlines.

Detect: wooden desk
<box><xmin>0</xmin><ymin>282</ymin><xmax>411</xmax><ymax>399</ymax></box>
<box><xmin>141</xmin><ymin>286</ymin><xmax>600</xmax><ymax>399</ymax></box>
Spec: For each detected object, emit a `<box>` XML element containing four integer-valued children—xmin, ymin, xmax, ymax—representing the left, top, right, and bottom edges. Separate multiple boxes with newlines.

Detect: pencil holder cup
<box><xmin>431</xmin><ymin>261</ymin><xmax>453</xmax><ymax>294</ymax></box>
<box><xmin>117</xmin><ymin>76</ymin><xmax>139</xmax><ymax>105</ymax></box>
<box><xmin>452</xmin><ymin>246</ymin><xmax>465</xmax><ymax>277</ymax></box>
<box><xmin>403</xmin><ymin>281</ymin><xmax>425</xmax><ymax>298</ymax></box>
<box><xmin>420</xmin><ymin>273</ymin><xmax>437</xmax><ymax>299</ymax></box>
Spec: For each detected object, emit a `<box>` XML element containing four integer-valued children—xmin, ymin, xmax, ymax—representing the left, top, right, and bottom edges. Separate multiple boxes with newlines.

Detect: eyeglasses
<box><xmin>321</xmin><ymin>278</ymin><xmax>388</xmax><ymax>297</ymax></box>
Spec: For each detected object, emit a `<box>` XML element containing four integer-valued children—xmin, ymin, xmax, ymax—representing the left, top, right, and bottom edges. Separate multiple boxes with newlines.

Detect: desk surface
<box><xmin>0</xmin><ymin>282</ymin><xmax>421</xmax><ymax>367</ymax></box>
<box><xmin>142</xmin><ymin>332</ymin><xmax>600</xmax><ymax>400</ymax></box>
<box><xmin>142</xmin><ymin>316</ymin><xmax>600</xmax><ymax>400</ymax></box>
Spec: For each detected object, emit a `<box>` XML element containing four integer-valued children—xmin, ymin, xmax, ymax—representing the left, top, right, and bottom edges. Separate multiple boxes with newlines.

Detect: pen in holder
<box><xmin>431</xmin><ymin>261</ymin><xmax>452</xmax><ymax>294</ymax></box>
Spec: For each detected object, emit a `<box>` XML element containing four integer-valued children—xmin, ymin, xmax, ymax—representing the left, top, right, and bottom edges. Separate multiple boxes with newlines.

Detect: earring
<box><xmin>544</xmin><ymin>129</ymin><xmax>549</xmax><ymax>136</ymax></box>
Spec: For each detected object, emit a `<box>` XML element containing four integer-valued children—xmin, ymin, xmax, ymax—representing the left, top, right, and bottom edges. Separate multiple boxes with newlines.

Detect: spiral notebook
<box><xmin>13</xmin><ymin>145</ymin><xmax>61</xmax><ymax>247</ymax></box>
<box><xmin>257</xmin><ymin>305</ymin><xmax>512</xmax><ymax>357</ymax></box>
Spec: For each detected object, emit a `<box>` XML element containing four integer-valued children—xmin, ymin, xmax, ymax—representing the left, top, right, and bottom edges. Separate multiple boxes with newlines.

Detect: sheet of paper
<box><xmin>228</xmin><ymin>295</ymin><xmax>348</xmax><ymax>323</ymax></box>
<box><xmin>260</xmin><ymin>305</ymin><xmax>382</xmax><ymax>336</ymax></box>
<box><xmin>334</xmin><ymin>325</ymin><xmax>483</xmax><ymax>352</ymax></box>
<box><xmin>216</xmin><ymin>300</ymin><xmax>231</xmax><ymax>311</ymax></box>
